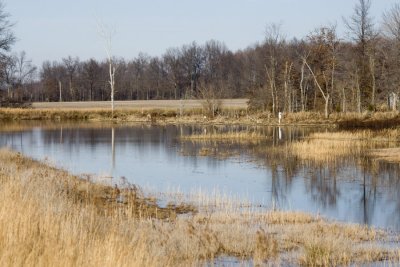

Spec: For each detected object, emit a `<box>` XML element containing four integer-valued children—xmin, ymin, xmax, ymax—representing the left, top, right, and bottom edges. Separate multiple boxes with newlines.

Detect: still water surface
<box><xmin>0</xmin><ymin>122</ymin><xmax>399</xmax><ymax>231</ymax></box>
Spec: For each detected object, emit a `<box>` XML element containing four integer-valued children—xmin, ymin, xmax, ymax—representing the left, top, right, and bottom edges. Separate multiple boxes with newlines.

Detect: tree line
<box><xmin>2</xmin><ymin>0</ymin><xmax>400</xmax><ymax>116</ymax></box>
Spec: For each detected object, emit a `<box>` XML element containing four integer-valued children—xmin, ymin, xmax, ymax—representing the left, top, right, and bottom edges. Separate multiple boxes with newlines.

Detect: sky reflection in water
<box><xmin>0</xmin><ymin>123</ymin><xmax>399</xmax><ymax>231</ymax></box>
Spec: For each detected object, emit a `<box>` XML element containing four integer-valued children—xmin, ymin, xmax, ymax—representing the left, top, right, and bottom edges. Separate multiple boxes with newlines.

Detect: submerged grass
<box><xmin>0</xmin><ymin>149</ymin><xmax>398</xmax><ymax>266</ymax></box>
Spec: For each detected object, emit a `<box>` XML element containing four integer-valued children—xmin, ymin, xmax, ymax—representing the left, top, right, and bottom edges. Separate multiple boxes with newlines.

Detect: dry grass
<box><xmin>2</xmin><ymin>108</ymin><xmax>400</xmax><ymax>129</ymax></box>
<box><xmin>370</xmin><ymin>148</ymin><xmax>400</xmax><ymax>163</ymax></box>
<box><xmin>290</xmin><ymin>132</ymin><xmax>369</xmax><ymax>162</ymax></box>
<box><xmin>0</xmin><ymin>149</ymin><xmax>398</xmax><ymax>266</ymax></box>
<box><xmin>0</xmin><ymin>107</ymin><xmax>248</xmax><ymax>125</ymax></box>
<box><xmin>0</xmin><ymin>108</ymin><xmax>177</xmax><ymax>121</ymax></box>
<box><xmin>181</xmin><ymin>131</ymin><xmax>267</xmax><ymax>142</ymax></box>
<box><xmin>336</xmin><ymin>111</ymin><xmax>400</xmax><ymax>129</ymax></box>
<box><xmin>290</xmin><ymin>130</ymin><xmax>400</xmax><ymax>162</ymax></box>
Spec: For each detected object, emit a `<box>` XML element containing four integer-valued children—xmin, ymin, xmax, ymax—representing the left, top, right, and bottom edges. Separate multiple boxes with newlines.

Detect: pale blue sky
<box><xmin>5</xmin><ymin>0</ymin><xmax>399</xmax><ymax>66</ymax></box>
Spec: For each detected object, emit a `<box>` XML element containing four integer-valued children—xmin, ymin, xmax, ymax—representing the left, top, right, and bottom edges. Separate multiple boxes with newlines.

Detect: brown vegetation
<box><xmin>370</xmin><ymin>148</ymin><xmax>400</xmax><ymax>163</ymax></box>
<box><xmin>0</xmin><ymin>149</ymin><xmax>398</xmax><ymax>266</ymax></box>
<box><xmin>336</xmin><ymin>112</ymin><xmax>400</xmax><ymax>130</ymax></box>
<box><xmin>3</xmin><ymin>107</ymin><xmax>400</xmax><ymax>130</ymax></box>
<box><xmin>0</xmin><ymin>107</ymin><xmax>248</xmax><ymax>124</ymax></box>
<box><xmin>291</xmin><ymin>130</ymin><xmax>400</xmax><ymax>163</ymax></box>
<box><xmin>181</xmin><ymin>131</ymin><xmax>267</xmax><ymax>142</ymax></box>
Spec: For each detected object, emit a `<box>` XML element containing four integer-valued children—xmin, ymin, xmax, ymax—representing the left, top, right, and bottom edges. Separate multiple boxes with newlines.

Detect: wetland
<box><xmin>1</xmin><ymin>122</ymin><xmax>400</xmax><ymax>232</ymax></box>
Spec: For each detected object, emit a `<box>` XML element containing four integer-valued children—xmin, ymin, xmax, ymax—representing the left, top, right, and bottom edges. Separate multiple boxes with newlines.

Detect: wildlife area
<box><xmin>1</xmin><ymin>0</ymin><xmax>400</xmax><ymax>266</ymax></box>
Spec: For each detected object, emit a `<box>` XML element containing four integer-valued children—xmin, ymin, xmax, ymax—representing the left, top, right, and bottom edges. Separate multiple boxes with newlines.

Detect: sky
<box><xmin>4</xmin><ymin>0</ymin><xmax>399</xmax><ymax>67</ymax></box>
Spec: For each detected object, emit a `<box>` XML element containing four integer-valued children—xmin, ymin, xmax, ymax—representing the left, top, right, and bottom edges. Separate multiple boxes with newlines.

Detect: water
<box><xmin>1</xmin><ymin>122</ymin><xmax>399</xmax><ymax>231</ymax></box>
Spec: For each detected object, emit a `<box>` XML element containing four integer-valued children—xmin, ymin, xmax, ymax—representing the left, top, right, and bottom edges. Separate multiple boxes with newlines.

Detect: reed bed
<box><xmin>290</xmin><ymin>130</ymin><xmax>400</xmax><ymax>163</ymax></box>
<box><xmin>180</xmin><ymin>131</ymin><xmax>266</xmax><ymax>141</ymax></box>
<box><xmin>370</xmin><ymin>148</ymin><xmax>400</xmax><ymax>163</ymax></box>
<box><xmin>336</xmin><ymin>111</ymin><xmax>400</xmax><ymax>129</ymax></box>
<box><xmin>0</xmin><ymin>149</ymin><xmax>398</xmax><ymax>266</ymax></box>
<box><xmin>290</xmin><ymin>133</ymin><xmax>369</xmax><ymax>162</ymax></box>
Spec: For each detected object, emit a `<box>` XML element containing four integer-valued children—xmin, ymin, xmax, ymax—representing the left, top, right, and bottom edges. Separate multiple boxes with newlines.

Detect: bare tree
<box><xmin>0</xmin><ymin>1</ymin><xmax>15</xmax><ymax>99</ymax></box>
<box><xmin>299</xmin><ymin>52</ymin><xmax>310</xmax><ymax>112</ymax></box>
<box><xmin>344</xmin><ymin>0</ymin><xmax>375</xmax><ymax>54</ymax></box>
<box><xmin>0</xmin><ymin>2</ymin><xmax>15</xmax><ymax>54</ymax></box>
<box><xmin>62</xmin><ymin>56</ymin><xmax>79</xmax><ymax>101</ymax></box>
<box><xmin>304</xmin><ymin>26</ymin><xmax>339</xmax><ymax>118</ymax></box>
<box><xmin>283</xmin><ymin>60</ymin><xmax>293</xmax><ymax>112</ymax></box>
<box><xmin>383</xmin><ymin>3</ymin><xmax>400</xmax><ymax>42</ymax></box>
<box><xmin>303</xmin><ymin>58</ymin><xmax>330</xmax><ymax>118</ymax></box>
<box><xmin>181</xmin><ymin>42</ymin><xmax>204</xmax><ymax>97</ymax></box>
<box><xmin>344</xmin><ymin>0</ymin><xmax>376</xmax><ymax>109</ymax></box>
<box><xmin>82</xmin><ymin>59</ymin><xmax>101</xmax><ymax>101</ymax></box>
<box><xmin>3</xmin><ymin>54</ymin><xmax>15</xmax><ymax>98</ymax></box>
<box><xmin>132</xmin><ymin>53</ymin><xmax>149</xmax><ymax>100</ymax></box>
<box><xmin>14</xmin><ymin>51</ymin><xmax>36</xmax><ymax>92</ymax></box>
<box><xmin>382</xmin><ymin>3</ymin><xmax>400</xmax><ymax>104</ymax></box>
<box><xmin>3</xmin><ymin>51</ymin><xmax>36</xmax><ymax>100</ymax></box>
<box><xmin>97</xmin><ymin>21</ymin><xmax>116</xmax><ymax>115</ymax></box>
<box><xmin>264</xmin><ymin>23</ymin><xmax>285</xmax><ymax>115</ymax></box>
<box><xmin>164</xmin><ymin>48</ymin><xmax>182</xmax><ymax>99</ymax></box>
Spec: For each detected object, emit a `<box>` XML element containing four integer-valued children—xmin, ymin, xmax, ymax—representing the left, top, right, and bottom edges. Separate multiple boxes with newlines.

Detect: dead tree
<box><xmin>264</xmin><ymin>24</ymin><xmax>284</xmax><ymax>115</ymax></box>
<box><xmin>303</xmin><ymin>58</ymin><xmax>330</xmax><ymax>118</ymax></box>
<box><xmin>98</xmin><ymin>22</ymin><xmax>116</xmax><ymax>115</ymax></box>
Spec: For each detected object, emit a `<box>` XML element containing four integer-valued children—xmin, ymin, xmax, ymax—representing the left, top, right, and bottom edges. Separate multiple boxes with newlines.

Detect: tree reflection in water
<box><xmin>0</xmin><ymin>122</ymin><xmax>399</xmax><ymax>230</ymax></box>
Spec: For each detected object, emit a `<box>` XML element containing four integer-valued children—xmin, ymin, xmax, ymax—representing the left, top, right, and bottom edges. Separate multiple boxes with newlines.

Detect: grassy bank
<box><xmin>0</xmin><ymin>108</ymin><xmax>248</xmax><ymax>124</ymax></box>
<box><xmin>0</xmin><ymin>149</ymin><xmax>398</xmax><ymax>266</ymax></box>
<box><xmin>1</xmin><ymin>108</ymin><xmax>400</xmax><ymax>128</ymax></box>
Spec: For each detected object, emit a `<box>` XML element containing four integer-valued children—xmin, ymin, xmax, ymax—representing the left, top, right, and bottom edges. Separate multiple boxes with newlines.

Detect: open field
<box><xmin>0</xmin><ymin>149</ymin><xmax>398</xmax><ymax>266</ymax></box>
<box><xmin>31</xmin><ymin>99</ymin><xmax>249</xmax><ymax>110</ymax></box>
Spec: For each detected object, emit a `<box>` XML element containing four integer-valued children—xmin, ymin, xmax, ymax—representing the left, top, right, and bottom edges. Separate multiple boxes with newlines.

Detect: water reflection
<box><xmin>0</xmin><ymin>122</ymin><xmax>399</xmax><ymax>231</ymax></box>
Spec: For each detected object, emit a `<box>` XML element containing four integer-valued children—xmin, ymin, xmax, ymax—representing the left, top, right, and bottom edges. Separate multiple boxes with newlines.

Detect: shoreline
<box><xmin>1</xmin><ymin>108</ymin><xmax>400</xmax><ymax>129</ymax></box>
<box><xmin>0</xmin><ymin>149</ymin><xmax>398</xmax><ymax>265</ymax></box>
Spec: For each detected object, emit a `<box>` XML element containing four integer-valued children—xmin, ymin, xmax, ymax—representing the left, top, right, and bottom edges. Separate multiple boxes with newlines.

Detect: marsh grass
<box><xmin>0</xmin><ymin>149</ymin><xmax>398</xmax><ymax>266</ymax></box>
<box><xmin>290</xmin><ymin>130</ymin><xmax>400</xmax><ymax>163</ymax></box>
<box><xmin>336</xmin><ymin>111</ymin><xmax>400</xmax><ymax>129</ymax></box>
<box><xmin>290</xmin><ymin>133</ymin><xmax>369</xmax><ymax>162</ymax></box>
<box><xmin>0</xmin><ymin>107</ymin><xmax>247</xmax><ymax>124</ymax></box>
<box><xmin>370</xmin><ymin>148</ymin><xmax>400</xmax><ymax>163</ymax></box>
<box><xmin>0</xmin><ymin>108</ymin><xmax>176</xmax><ymax>121</ymax></box>
<box><xmin>181</xmin><ymin>131</ymin><xmax>266</xmax><ymax>142</ymax></box>
<box><xmin>2</xmin><ymin>107</ymin><xmax>400</xmax><ymax>130</ymax></box>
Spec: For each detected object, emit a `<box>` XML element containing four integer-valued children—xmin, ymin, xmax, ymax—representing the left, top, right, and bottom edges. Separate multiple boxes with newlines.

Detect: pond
<box><xmin>1</xmin><ymin>122</ymin><xmax>399</xmax><ymax>231</ymax></box>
